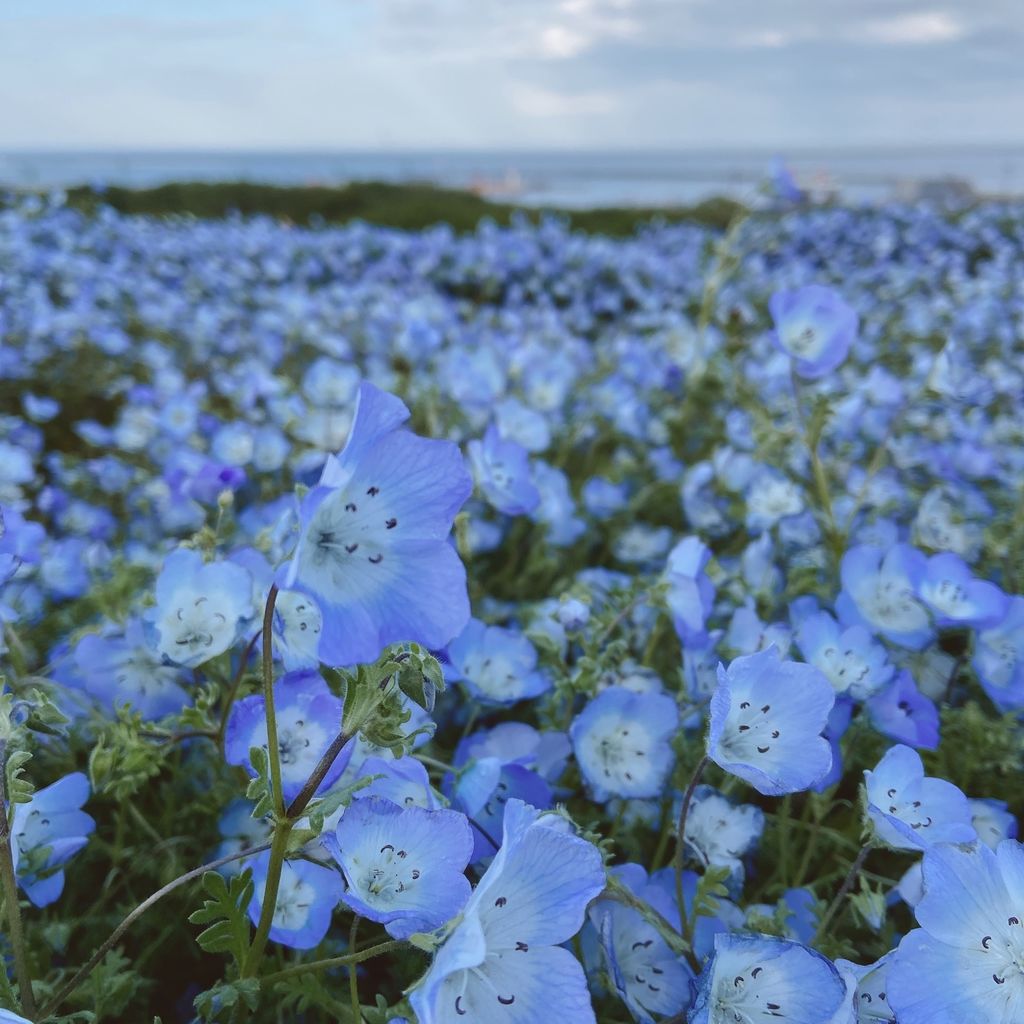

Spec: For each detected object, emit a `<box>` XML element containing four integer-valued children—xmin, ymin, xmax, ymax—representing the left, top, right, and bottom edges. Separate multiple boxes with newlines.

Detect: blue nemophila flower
<box><xmin>836</xmin><ymin>545</ymin><xmax>933</xmax><ymax>650</ymax></box>
<box><xmin>11</xmin><ymin>772</ymin><xmax>95</xmax><ymax>907</ymax></box>
<box><xmin>247</xmin><ymin>851</ymin><xmax>343</xmax><ymax>950</ymax></box>
<box><xmin>467</xmin><ymin>423</ymin><xmax>540</xmax><ymax>516</ymax></box>
<box><xmin>665</xmin><ymin>536</ymin><xmax>716</xmax><ymax>645</ymax></box>
<box><xmin>888</xmin><ymin>840</ymin><xmax>1024</xmax><ymax>1023</ymax></box>
<box><xmin>865</xmin><ymin>670</ymin><xmax>939</xmax><ymax>750</ymax></box>
<box><xmin>570</xmin><ymin>686</ymin><xmax>678</xmax><ymax>801</ymax></box>
<box><xmin>446</xmin><ymin>617</ymin><xmax>550</xmax><ymax>706</ymax></box>
<box><xmin>74</xmin><ymin>617</ymin><xmax>191</xmax><ymax>718</ymax></box>
<box><xmin>271</xmin><ymin>589</ymin><xmax>324</xmax><ymax>671</ymax></box>
<box><xmin>147</xmin><ymin>548</ymin><xmax>253</xmax><ymax>668</ymax></box>
<box><xmin>328</xmin><ymin>796</ymin><xmax>472</xmax><ymax>939</ymax></box>
<box><xmin>864</xmin><ymin>744</ymin><xmax>975</xmax><ymax>851</ymax></box>
<box><xmin>354</xmin><ymin>755</ymin><xmax>438</xmax><ymax>809</ymax></box>
<box><xmin>708</xmin><ymin>646</ymin><xmax>834</xmax><ymax>796</ymax></box>
<box><xmin>448</xmin><ymin>722</ymin><xmax>568</xmax><ymax>858</ymax></box>
<box><xmin>834</xmin><ymin>952</ymin><xmax>896</xmax><ymax>1024</ymax></box>
<box><xmin>225</xmin><ymin>670</ymin><xmax>348</xmax><ymax>805</ymax></box>
<box><xmin>969</xmin><ymin>798</ymin><xmax>1018</xmax><ymax>849</ymax></box>
<box><xmin>917</xmin><ymin>552</ymin><xmax>1009</xmax><ymax>629</ymax></box>
<box><xmin>690</xmin><ymin>932</ymin><xmax>846</xmax><ymax>1024</ymax></box>
<box><xmin>744</xmin><ymin>468</ymin><xmax>805</xmax><ymax>535</ymax></box>
<box><xmin>795</xmin><ymin>611</ymin><xmax>893</xmax><ymax>700</ymax></box>
<box><xmin>409</xmin><ymin>799</ymin><xmax>604</xmax><ymax>1024</ymax></box>
<box><xmin>282</xmin><ymin>381</ymin><xmax>472</xmax><ymax>666</ymax></box>
<box><xmin>682</xmin><ymin>785</ymin><xmax>765</xmax><ymax>878</ymax></box>
<box><xmin>972</xmin><ymin>596</ymin><xmax>1024</xmax><ymax>712</ymax></box>
<box><xmin>769</xmin><ymin>284</ymin><xmax>857</xmax><ymax>379</ymax></box>
<box><xmin>589</xmin><ymin>863</ymin><xmax>694</xmax><ymax>1023</ymax></box>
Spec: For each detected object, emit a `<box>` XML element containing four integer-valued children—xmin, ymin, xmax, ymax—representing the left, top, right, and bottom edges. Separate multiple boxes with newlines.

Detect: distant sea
<box><xmin>2</xmin><ymin>148</ymin><xmax>1023</xmax><ymax>208</ymax></box>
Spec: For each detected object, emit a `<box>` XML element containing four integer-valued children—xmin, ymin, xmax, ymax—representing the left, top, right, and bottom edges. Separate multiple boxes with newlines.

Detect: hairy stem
<box><xmin>239</xmin><ymin>816</ymin><xmax>292</xmax><ymax>983</ymax></box>
<box><xmin>260</xmin><ymin>584</ymin><xmax>285</xmax><ymax>818</ymax></box>
<box><xmin>261</xmin><ymin>939</ymin><xmax>408</xmax><ymax>984</ymax></box>
<box><xmin>217</xmin><ymin>630</ymin><xmax>262</xmax><ymax>751</ymax></box>
<box><xmin>673</xmin><ymin>753</ymin><xmax>709</xmax><ymax>940</ymax></box>
<box><xmin>348</xmin><ymin>915</ymin><xmax>362</xmax><ymax>1023</ymax></box>
<box><xmin>37</xmin><ymin>840</ymin><xmax>273</xmax><ymax>1020</ymax></box>
<box><xmin>0</xmin><ymin>741</ymin><xmax>35</xmax><ymax>1018</ymax></box>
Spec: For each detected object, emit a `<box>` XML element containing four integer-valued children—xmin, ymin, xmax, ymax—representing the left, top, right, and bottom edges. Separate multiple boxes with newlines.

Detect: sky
<box><xmin>1</xmin><ymin>0</ymin><xmax>1022</xmax><ymax>150</ymax></box>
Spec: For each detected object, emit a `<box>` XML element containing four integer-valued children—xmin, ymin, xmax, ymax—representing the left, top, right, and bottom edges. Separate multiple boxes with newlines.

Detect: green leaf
<box><xmin>245</xmin><ymin>745</ymin><xmax>275</xmax><ymax>819</ymax></box>
<box><xmin>5</xmin><ymin>748</ymin><xmax>34</xmax><ymax>804</ymax></box>
<box><xmin>188</xmin><ymin>869</ymin><xmax>255</xmax><ymax>967</ymax></box>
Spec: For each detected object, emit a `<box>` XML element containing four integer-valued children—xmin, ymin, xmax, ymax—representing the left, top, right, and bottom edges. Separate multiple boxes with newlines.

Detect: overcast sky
<box><xmin>2</xmin><ymin>0</ymin><xmax>1022</xmax><ymax>150</ymax></box>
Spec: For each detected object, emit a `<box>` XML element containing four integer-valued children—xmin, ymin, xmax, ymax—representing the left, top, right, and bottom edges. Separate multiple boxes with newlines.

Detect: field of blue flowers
<box><xmin>1</xmin><ymin>190</ymin><xmax>1023</xmax><ymax>1024</ymax></box>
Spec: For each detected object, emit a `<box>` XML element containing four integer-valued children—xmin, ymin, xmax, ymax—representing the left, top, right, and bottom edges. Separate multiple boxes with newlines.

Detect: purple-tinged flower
<box><xmin>837</xmin><ymin>544</ymin><xmax>933</xmax><ymax>650</ymax></box>
<box><xmin>328</xmin><ymin>796</ymin><xmax>472</xmax><ymax>939</ymax></box>
<box><xmin>570</xmin><ymin>686</ymin><xmax>678</xmax><ymax>802</ymax></box>
<box><xmin>888</xmin><ymin>840</ymin><xmax>1024</xmax><ymax>1023</ymax></box>
<box><xmin>225</xmin><ymin>670</ymin><xmax>348</xmax><ymax>805</ymax></box>
<box><xmin>282</xmin><ymin>381</ymin><xmax>472</xmax><ymax>667</ymax></box>
<box><xmin>409</xmin><ymin>799</ymin><xmax>604</xmax><ymax>1024</ymax></box>
<box><xmin>917</xmin><ymin>552</ymin><xmax>1009</xmax><ymax>629</ymax></box>
<box><xmin>769</xmin><ymin>284</ymin><xmax>858</xmax><ymax>379</ymax></box>
<box><xmin>709</xmin><ymin>646</ymin><xmax>834</xmax><ymax>796</ymax></box>
<box><xmin>864</xmin><ymin>744</ymin><xmax>975</xmax><ymax>852</ymax></box>
<box><xmin>865</xmin><ymin>670</ymin><xmax>940</xmax><ymax>750</ymax></box>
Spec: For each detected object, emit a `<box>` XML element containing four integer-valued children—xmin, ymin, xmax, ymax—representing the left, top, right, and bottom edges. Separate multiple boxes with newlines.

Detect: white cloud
<box><xmin>540</xmin><ymin>24</ymin><xmax>592</xmax><ymax>58</ymax></box>
<box><xmin>861</xmin><ymin>11</ymin><xmax>964</xmax><ymax>45</ymax></box>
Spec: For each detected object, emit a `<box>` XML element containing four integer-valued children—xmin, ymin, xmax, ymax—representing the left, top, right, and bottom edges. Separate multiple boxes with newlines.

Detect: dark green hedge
<box><xmin>62</xmin><ymin>180</ymin><xmax>744</xmax><ymax>235</ymax></box>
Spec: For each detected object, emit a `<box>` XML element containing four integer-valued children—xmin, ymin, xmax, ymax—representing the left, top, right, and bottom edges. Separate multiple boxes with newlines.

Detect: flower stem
<box><xmin>285</xmin><ymin>667</ymin><xmax>401</xmax><ymax>821</ymax></box>
<box><xmin>217</xmin><ymin>630</ymin><xmax>261</xmax><ymax>752</ymax></box>
<box><xmin>0</xmin><ymin>741</ymin><xmax>35</xmax><ymax>1019</ymax></box>
<box><xmin>260</xmin><ymin>584</ymin><xmax>285</xmax><ymax>818</ymax></box>
<box><xmin>813</xmin><ymin>842</ymin><xmax>872</xmax><ymax>944</ymax></box>
<box><xmin>348</xmin><ymin>915</ymin><xmax>362</xmax><ymax>1023</ymax></box>
<box><xmin>261</xmin><ymin>939</ymin><xmax>408</xmax><ymax>984</ymax></box>
<box><xmin>673</xmin><ymin>754</ymin><xmax>709</xmax><ymax>940</ymax></box>
<box><xmin>37</xmin><ymin>840</ymin><xmax>273</xmax><ymax>1020</ymax></box>
<box><xmin>239</xmin><ymin>815</ymin><xmax>292</xmax><ymax>980</ymax></box>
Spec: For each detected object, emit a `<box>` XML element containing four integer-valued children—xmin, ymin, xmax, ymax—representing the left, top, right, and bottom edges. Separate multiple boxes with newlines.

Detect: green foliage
<box><xmin>923</xmin><ymin>700</ymin><xmax>1024</xmax><ymax>817</ymax></box>
<box><xmin>244</xmin><ymin>746</ymin><xmax>275</xmax><ymax>820</ymax></box>
<box><xmin>394</xmin><ymin>642</ymin><xmax>446</xmax><ymax>714</ymax></box>
<box><xmin>691</xmin><ymin>865</ymin><xmax>732</xmax><ymax>922</ymax></box>
<box><xmin>88</xmin><ymin>708</ymin><xmax>167</xmax><ymax>801</ymax></box>
<box><xmin>188</xmin><ymin>870</ymin><xmax>255</xmax><ymax>966</ymax></box>
<box><xmin>4</xmin><ymin>747</ymin><xmax>34</xmax><ymax>805</ymax></box>
<box><xmin>193</xmin><ymin>977</ymin><xmax>260</xmax><ymax>1023</ymax></box>
<box><xmin>82</xmin><ymin>950</ymin><xmax>148</xmax><ymax>1022</ymax></box>
<box><xmin>62</xmin><ymin>181</ymin><xmax>744</xmax><ymax>237</ymax></box>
